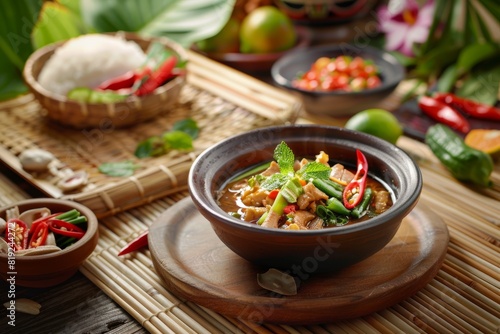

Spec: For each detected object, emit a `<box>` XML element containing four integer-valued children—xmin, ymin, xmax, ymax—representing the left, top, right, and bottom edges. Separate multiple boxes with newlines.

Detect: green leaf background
<box><xmin>0</xmin><ymin>0</ymin><xmax>235</xmax><ymax>101</ymax></box>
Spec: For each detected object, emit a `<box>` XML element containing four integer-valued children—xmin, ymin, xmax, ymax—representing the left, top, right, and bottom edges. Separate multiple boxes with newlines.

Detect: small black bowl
<box><xmin>271</xmin><ymin>44</ymin><xmax>405</xmax><ymax>117</ymax></box>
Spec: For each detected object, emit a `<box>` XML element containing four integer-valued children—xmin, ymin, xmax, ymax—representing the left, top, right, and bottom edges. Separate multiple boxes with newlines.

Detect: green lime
<box><xmin>345</xmin><ymin>109</ymin><xmax>403</xmax><ymax>144</ymax></box>
<box><xmin>239</xmin><ymin>6</ymin><xmax>296</xmax><ymax>54</ymax></box>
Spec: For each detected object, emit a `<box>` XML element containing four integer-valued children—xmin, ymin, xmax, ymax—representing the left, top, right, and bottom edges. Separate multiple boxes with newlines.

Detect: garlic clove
<box><xmin>19</xmin><ymin>148</ymin><xmax>55</xmax><ymax>171</ymax></box>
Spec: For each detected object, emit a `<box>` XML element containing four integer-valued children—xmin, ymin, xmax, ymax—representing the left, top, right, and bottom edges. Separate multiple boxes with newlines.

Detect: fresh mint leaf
<box><xmin>134</xmin><ymin>136</ymin><xmax>164</xmax><ymax>158</ymax></box>
<box><xmin>260</xmin><ymin>173</ymin><xmax>289</xmax><ymax>191</ymax></box>
<box><xmin>134</xmin><ymin>118</ymin><xmax>199</xmax><ymax>158</ymax></box>
<box><xmin>162</xmin><ymin>131</ymin><xmax>193</xmax><ymax>151</ymax></box>
<box><xmin>274</xmin><ymin>141</ymin><xmax>295</xmax><ymax>176</ymax></box>
<box><xmin>172</xmin><ymin>118</ymin><xmax>199</xmax><ymax>139</ymax></box>
<box><xmin>297</xmin><ymin>162</ymin><xmax>331</xmax><ymax>181</ymax></box>
<box><xmin>98</xmin><ymin>161</ymin><xmax>139</xmax><ymax>177</ymax></box>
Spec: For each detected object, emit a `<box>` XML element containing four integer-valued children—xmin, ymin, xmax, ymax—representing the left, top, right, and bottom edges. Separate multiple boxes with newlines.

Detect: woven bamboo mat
<box><xmin>0</xmin><ymin>51</ymin><xmax>300</xmax><ymax>219</ymax></box>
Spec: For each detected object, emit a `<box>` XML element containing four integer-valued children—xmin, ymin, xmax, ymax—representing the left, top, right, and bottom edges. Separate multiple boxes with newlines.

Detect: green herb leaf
<box><xmin>162</xmin><ymin>130</ymin><xmax>193</xmax><ymax>151</ymax></box>
<box><xmin>171</xmin><ymin>118</ymin><xmax>199</xmax><ymax>139</ymax></box>
<box><xmin>134</xmin><ymin>136</ymin><xmax>164</xmax><ymax>158</ymax></box>
<box><xmin>98</xmin><ymin>161</ymin><xmax>139</xmax><ymax>177</ymax></box>
<box><xmin>260</xmin><ymin>173</ymin><xmax>289</xmax><ymax>191</ymax></box>
<box><xmin>297</xmin><ymin>162</ymin><xmax>331</xmax><ymax>181</ymax></box>
<box><xmin>134</xmin><ymin>118</ymin><xmax>199</xmax><ymax>158</ymax></box>
<box><xmin>456</xmin><ymin>61</ymin><xmax>500</xmax><ymax>105</ymax></box>
<box><xmin>274</xmin><ymin>141</ymin><xmax>295</xmax><ymax>176</ymax></box>
<box><xmin>456</xmin><ymin>43</ymin><xmax>500</xmax><ymax>76</ymax></box>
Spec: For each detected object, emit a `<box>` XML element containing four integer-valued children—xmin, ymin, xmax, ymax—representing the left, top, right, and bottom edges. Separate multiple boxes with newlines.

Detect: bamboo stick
<box><xmin>426</xmin><ymin>280</ymin><xmax>498</xmax><ymax>331</ymax></box>
<box><xmin>414</xmin><ymin>290</ymin><xmax>479</xmax><ymax>333</ymax></box>
<box><xmin>368</xmin><ymin>307</ymin><xmax>418</xmax><ymax>334</ymax></box>
<box><xmin>398</xmin><ymin>299</ymin><xmax>452</xmax><ymax>334</ymax></box>
<box><xmin>439</xmin><ymin>263</ymin><xmax>500</xmax><ymax>304</ymax></box>
<box><xmin>444</xmin><ymin>255</ymin><xmax>498</xmax><ymax>289</ymax></box>
<box><xmin>447</xmin><ymin>244</ymin><xmax>499</xmax><ymax>277</ymax></box>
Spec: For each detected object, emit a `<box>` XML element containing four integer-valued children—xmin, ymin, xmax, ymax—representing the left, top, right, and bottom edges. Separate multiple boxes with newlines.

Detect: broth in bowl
<box><xmin>217</xmin><ymin>141</ymin><xmax>394</xmax><ymax>230</ymax></box>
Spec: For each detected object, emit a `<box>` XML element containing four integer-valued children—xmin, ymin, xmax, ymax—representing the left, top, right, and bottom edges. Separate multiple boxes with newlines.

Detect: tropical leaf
<box><xmin>0</xmin><ymin>0</ymin><xmax>43</xmax><ymax>100</ymax></box>
<box><xmin>80</xmin><ymin>0</ymin><xmax>236</xmax><ymax>47</ymax></box>
<box><xmin>456</xmin><ymin>42</ymin><xmax>500</xmax><ymax>76</ymax></box>
<box><xmin>456</xmin><ymin>59</ymin><xmax>500</xmax><ymax>105</ymax></box>
<box><xmin>32</xmin><ymin>1</ymin><xmax>86</xmax><ymax>49</ymax></box>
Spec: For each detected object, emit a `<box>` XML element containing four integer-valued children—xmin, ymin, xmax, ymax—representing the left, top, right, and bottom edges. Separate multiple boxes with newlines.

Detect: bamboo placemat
<box><xmin>0</xmin><ymin>51</ymin><xmax>301</xmax><ymax>219</ymax></box>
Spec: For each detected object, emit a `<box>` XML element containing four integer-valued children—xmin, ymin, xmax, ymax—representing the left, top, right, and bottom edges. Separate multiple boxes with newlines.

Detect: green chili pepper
<box><xmin>312</xmin><ymin>178</ymin><xmax>343</xmax><ymax>200</ymax></box>
<box><xmin>425</xmin><ymin>124</ymin><xmax>493</xmax><ymax>187</ymax></box>
<box><xmin>326</xmin><ymin>197</ymin><xmax>351</xmax><ymax>215</ymax></box>
<box><xmin>351</xmin><ymin>187</ymin><xmax>373</xmax><ymax>218</ymax></box>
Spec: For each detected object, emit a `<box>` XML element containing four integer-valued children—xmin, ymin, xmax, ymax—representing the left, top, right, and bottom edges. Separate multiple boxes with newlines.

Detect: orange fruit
<box><xmin>239</xmin><ymin>6</ymin><xmax>297</xmax><ymax>54</ymax></box>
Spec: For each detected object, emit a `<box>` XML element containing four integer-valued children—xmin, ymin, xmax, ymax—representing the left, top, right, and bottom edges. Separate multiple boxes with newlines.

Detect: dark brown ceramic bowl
<box><xmin>0</xmin><ymin>199</ymin><xmax>99</xmax><ymax>287</ymax></box>
<box><xmin>271</xmin><ymin>44</ymin><xmax>405</xmax><ymax>117</ymax></box>
<box><xmin>189</xmin><ymin>125</ymin><xmax>422</xmax><ymax>273</ymax></box>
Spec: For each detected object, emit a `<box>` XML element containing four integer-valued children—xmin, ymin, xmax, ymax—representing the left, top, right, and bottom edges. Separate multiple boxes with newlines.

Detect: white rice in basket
<box><xmin>38</xmin><ymin>34</ymin><xmax>147</xmax><ymax>96</ymax></box>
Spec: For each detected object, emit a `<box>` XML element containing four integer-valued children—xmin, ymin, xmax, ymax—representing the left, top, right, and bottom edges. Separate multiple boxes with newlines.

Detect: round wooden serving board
<box><xmin>149</xmin><ymin>197</ymin><xmax>449</xmax><ymax>325</ymax></box>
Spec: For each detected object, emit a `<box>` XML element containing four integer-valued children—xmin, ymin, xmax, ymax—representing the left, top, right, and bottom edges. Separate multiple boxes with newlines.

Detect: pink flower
<box><xmin>377</xmin><ymin>0</ymin><xmax>435</xmax><ymax>57</ymax></box>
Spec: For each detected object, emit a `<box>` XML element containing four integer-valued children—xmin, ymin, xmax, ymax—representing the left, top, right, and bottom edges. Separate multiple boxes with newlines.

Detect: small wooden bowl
<box><xmin>0</xmin><ymin>199</ymin><xmax>99</xmax><ymax>288</ymax></box>
<box><xmin>23</xmin><ymin>32</ymin><xmax>187</xmax><ymax>129</ymax></box>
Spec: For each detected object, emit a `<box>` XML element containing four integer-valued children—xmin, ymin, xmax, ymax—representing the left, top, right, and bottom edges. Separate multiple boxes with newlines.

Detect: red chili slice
<box><xmin>343</xmin><ymin>150</ymin><xmax>369</xmax><ymax>209</ymax></box>
<box><xmin>118</xmin><ymin>230</ymin><xmax>149</xmax><ymax>256</ymax></box>
<box><xmin>5</xmin><ymin>218</ymin><xmax>29</xmax><ymax>251</ymax></box>
<box><xmin>29</xmin><ymin>221</ymin><xmax>49</xmax><ymax>248</ymax></box>
<box><xmin>268</xmin><ymin>189</ymin><xmax>280</xmax><ymax>200</ymax></box>
<box><xmin>47</xmin><ymin>219</ymin><xmax>85</xmax><ymax>239</ymax></box>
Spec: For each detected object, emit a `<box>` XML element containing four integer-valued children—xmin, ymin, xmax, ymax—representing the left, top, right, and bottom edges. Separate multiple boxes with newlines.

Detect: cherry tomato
<box><xmin>350</xmin><ymin>77</ymin><xmax>367</xmax><ymax>91</ymax></box>
<box><xmin>367</xmin><ymin>76</ymin><xmax>382</xmax><ymax>89</ymax></box>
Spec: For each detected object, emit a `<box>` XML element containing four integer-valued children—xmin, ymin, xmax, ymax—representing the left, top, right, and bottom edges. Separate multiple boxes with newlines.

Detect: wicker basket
<box><xmin>23</xmin><ymin>32</ymin><xmax>187</xmax><ymax>129</ymax></box>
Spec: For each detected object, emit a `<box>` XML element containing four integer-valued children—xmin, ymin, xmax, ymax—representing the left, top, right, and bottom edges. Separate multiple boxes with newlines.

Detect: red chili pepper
<box><xmin>343</xmin><ymin>150</ymin><xmax>368</xmax><ymax>210</ymax></box>
<box><xmin>29</xmin><ymin>222</ymin><xmax>49</xmax><ymax>248</ymax></box>
<box><xmin>29</xmin><ymin>213</ymin><xmax>60</xmax><ymax>234</ymax></box>
<box><xmin>283</xmin><ymin>204</ymin><xmax>298</xmax><ymax>214</ymax></box>
<box><xmin>47</xmin><ymin>219</ymin><xmax>85</xmax><ymax>239</ymax></box>
<box><xmin>97</xmin><ymin>71</ymin><xmax>137</xmax><ymax>91</ymax></box>
<box><xmin>118</xmin><ymin>230</ymin><xmax>148</xmax><ymax>256</ymax></box>
<box><xmin>418</xmin><ymin>95</ymin><xmax>470</xmax><ymax>133</ymax></box>
<box><xmin>5</xmin><ymin>219</ymin><xmax>29</xmax><ymax>251</ymax></box>
<box><xmin>134</xmin><ymin>56</ymin><xmax>177</xmax><ymax>96</ymax></box>
<box><xmin>268</xmin><ymin>189</ymin><xmax>280</xmax><ymax>200</ymax></box>
<box><xmin>434</xmin><ymin>93</ymin><xmax>500</xmax><ymax>121</ymax></box>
